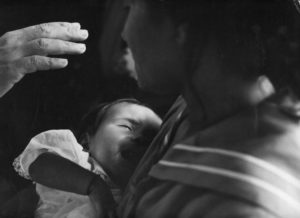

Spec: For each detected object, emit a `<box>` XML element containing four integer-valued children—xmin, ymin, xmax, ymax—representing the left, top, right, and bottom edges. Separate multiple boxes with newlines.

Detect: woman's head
<box><xmin>123</xmin><ymin>0</ymin><xmax>300</xmax><ymax>96</ymax></box>
<box><xmin>78</xmin><ymin>99</ymin><xmax>162</xmax><ymax>189</ymax></box>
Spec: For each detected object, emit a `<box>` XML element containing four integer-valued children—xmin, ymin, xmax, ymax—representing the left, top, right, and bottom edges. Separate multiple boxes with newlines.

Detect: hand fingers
<box><xmin>2</xmin><ymin>22</ymin><xmax>88</xmax><ymax>45</ymax></box>
<box><xmin>0</xmin><ymin>65</ymin><xmax>17</xmax><ymax>97</ymax></box>
<box><xmin>23</xmin><ymin>22</ymin><xmax>89</xmax><ymax>41</ymax></box>
<box><xmin>4</xmin><ymin>56</ymin><xmax>67</xmax><ymax>82</ymax></box>
<box><xmin>0</xmin><ymin>39</ymin><xmax>86</xmax><ymax>63</ymax></box>
<box><xmin>13</xmin><ymin>56</ymin><xmax>68</xmax><ymax>74</ymax></box>
<box><xmin>22</xmin><ymin>38</ymin><xmax>86</xmax><ymax>57</ymax></box>
<box><xmin>0</xmin><ymin>56</ymin><xmax>67</xmax><ymax>97</ymax></box>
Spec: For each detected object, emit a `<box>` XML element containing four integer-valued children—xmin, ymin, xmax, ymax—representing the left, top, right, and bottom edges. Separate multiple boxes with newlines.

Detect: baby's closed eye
<box><xmin>118</xmin><ymin>124</ymin><xmax>133</xmax><ymax>131</ymax></box>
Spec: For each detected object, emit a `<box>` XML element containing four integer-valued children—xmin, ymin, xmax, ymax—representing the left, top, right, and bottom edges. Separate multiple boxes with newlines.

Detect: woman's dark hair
<box><xmin>144</xmin><ymin>0</ymin><xmax>300</xmax><ymax>95</ymax></box>
<box><xmin>77</xmin><ymin>98</ymin><xmax>144</xmax><ymax>149</ymax></box>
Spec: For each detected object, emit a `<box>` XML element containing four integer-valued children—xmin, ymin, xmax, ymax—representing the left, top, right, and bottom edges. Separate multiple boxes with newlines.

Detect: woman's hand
<box><xmin>0</xmin><ymin>22</ymin><xmax>88</xmax><ymax>97</ymax></box>
<box><xmin>88</xmin><ymin>176</ymin><xmax>116</xmax><ymax>218</ymax></box>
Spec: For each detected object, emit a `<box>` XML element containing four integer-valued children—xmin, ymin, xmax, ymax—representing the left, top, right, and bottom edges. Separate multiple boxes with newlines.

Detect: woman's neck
<box><xmin>181</xmin><ymin>50</ymin><xmax>275</xmax><ymax>128</ymax></box>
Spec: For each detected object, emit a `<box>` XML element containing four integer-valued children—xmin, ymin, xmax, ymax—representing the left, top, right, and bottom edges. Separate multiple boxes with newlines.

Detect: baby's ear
<box><xmin>80</xmin><ymin>133</ymin><xmax>91</xmax><ymax>152</ymax></box>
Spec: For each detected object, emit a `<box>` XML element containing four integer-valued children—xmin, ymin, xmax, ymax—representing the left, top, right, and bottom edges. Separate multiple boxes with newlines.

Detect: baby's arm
<box><xmin>14</xmin><ymin>130</ymin><xmax>115</xmax><ymax>216</ymax></box>
<box><xmin>30</xmin><ymin>152</ymin><xmax>115</xmax><ymax>216</ymax></box>
<box><xmin>29</xmin><ymin>152</ymin><xmax>109</xmax><ymax>195</ymax></box>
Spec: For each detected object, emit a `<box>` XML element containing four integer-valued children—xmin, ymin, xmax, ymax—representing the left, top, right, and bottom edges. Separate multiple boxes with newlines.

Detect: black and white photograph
<box><xmin>0</xmin><ymin>0</ymin><xmax>300</xmax><ymax>217</ymax></box>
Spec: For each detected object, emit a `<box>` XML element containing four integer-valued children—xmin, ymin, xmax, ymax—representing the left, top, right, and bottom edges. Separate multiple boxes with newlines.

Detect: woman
<box><xmin>118</xmin><ymin>0</ymin><xmax>300</xmax><ymax>217</ymax></box>
<box><xmin>1</xmin><ymin>1</ymin><xmax>300</xmax><ymax>217</ymax></box>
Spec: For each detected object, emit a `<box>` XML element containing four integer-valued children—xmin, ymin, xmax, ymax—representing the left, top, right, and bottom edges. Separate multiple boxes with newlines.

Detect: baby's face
<box><xmin>89</xmin><ymin>103</ymin><xmax>162</xmax><ymax>189</ymax></box>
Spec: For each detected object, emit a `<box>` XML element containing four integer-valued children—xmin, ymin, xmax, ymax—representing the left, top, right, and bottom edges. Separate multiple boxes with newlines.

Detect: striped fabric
<box><xmin>119</xmin><ymin>93</ymin><xmax>300</xmax><ymax>218</ymax></box>
<box><xmin>150</xmin><ymin>142</ymin><xmax>300</xmax><ymax>217</ymax></box>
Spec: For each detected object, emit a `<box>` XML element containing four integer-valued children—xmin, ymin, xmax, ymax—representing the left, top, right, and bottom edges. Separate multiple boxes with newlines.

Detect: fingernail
<box><xmin>79</xmin><ymin>44</ymin><xmax>86</xmax><ymax>53</ymax></box>
<box><xmin>80</xmin><ymin>30</ymin><xmax>89</xmax><ymax>39</ymax></box>
<box><xmin>72</xmin><ymin>22</ymin><xmax>81</xmax><ymax>29</ymax></box>
<box><xmin>59</xmin><ymin>59</ymin><xmax>68</xmax><ymax>67</ymax></box>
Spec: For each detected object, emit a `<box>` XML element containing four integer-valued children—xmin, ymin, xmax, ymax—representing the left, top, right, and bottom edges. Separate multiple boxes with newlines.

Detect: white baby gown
<box><xmin>13</xmin><ymin>129</ymin><xmax>121</xmax><ymax>218</ymax></box>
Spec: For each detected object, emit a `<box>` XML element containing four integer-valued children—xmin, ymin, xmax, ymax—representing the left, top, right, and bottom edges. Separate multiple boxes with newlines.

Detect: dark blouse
<box><xmin>118</xmin><ymin>94</ymin><xmax>300</xmax><ymax>218</ymax></box>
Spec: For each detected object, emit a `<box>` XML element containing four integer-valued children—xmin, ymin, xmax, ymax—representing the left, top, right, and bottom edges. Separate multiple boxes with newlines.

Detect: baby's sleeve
<box><xmin>13</xmin><ymin>129</ymin><xmax>86</xmax><ymax>180</ymax></box>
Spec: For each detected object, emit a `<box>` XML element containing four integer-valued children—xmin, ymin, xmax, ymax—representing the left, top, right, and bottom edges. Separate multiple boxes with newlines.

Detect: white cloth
<box><xmin>13</xmin><ymin>129</ymin><xmax>121</xmax><ymax>218</ymax></box>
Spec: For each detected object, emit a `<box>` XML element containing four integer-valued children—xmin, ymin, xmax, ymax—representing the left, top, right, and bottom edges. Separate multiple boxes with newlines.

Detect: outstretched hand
<box><xmin>0</xmin><ymin>22</ymin><xmax>88</xmax><ymax>97</ymax></box>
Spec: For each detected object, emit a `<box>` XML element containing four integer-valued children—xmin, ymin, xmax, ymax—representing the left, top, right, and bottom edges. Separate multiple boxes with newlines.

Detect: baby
<box><xmin>13</xmin><ymin>99</ymin><xmax>162</xmax><ymax>218</ymax></box>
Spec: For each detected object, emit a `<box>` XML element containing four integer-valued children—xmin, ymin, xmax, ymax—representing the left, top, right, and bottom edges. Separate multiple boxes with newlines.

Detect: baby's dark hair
<box><xmin>77</xmin><ymin>98</ymin><xmax>144</xmax><ymax>149</ymax></box>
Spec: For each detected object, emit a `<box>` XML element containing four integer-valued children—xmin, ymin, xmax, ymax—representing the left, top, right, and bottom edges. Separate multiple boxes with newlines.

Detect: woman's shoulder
<box><xmin>148</xmin><ymin>96</ymin><xmax>300</xmax><ymax>217</ymax></box>
<box><xmin>150</xmin><ymin>95</ymin><xmax>300</xmax><ymax>182</ymax></box>
<box><xmin>135</xmin><ymin>178</ymin><xmax>278</xmax><ymax>218</ymax></box>
<box><xmin>149</xmin><ymin>140</ymin><xmax>300</xmax><ymax>217</ymax></box>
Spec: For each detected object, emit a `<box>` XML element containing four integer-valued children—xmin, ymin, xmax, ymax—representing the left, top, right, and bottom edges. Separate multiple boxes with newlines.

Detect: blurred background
<box><xmin>0</xmin><ymin>0</ymin><xmax>177</xmax><ymax>217</ymax></box>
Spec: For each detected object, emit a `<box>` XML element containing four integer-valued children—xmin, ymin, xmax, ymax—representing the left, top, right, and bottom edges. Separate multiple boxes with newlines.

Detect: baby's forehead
<box><xmin>107</xmin><ymin>102</ymin><xmax>151</xmax><ymax>119</ymax></box>
<box><xmin>105</xmin><ymin>102</ymin><xmax>160</xmax><ymax>124</ymax></box>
